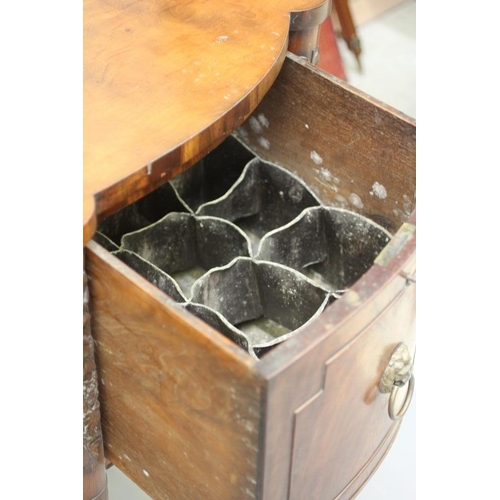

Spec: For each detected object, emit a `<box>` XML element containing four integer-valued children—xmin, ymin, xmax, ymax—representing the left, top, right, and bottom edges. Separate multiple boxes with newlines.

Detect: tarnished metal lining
<box><xmin>170</xmin><ymin>135</ymin><xmax>255</xmax><ymax>211</ymax></box>
<box><xmin>93</xmin><ymin>231</ymin><xmax>119</xmax><ymax>252</ymax></box>
<box><xmin>98</xmin><ymin>182</ymin><xmax>191</xmax><ymax>245</ymax></box>
<box><xmin>197</xmin><ymin>158</ymin><xmax>322</xmax><ymax>244</ymax></box>
<box><xmin>183</xmin><ymin>302</ymin><xmax>251</xmax><ymax>353</ymax></box>
<box><xmin>191</xmin><ymin>257</ymin><xmax>333</xmax><ymax>358</ymax></box>
<box><xmin>120</xmin><ymin>213</ymin><xmax>252</xmax><ymax>297</ymax></box>
<box><xmin>95</xmin><ymin>137</ymin><xmax>393</xmax><ymax>358</ymax></box>
<box><xmin>257</xmin><ymin>206</ymin><xmax>391</xmax><ymax>292</ymax></box>
<box><xmin>112</xmin><ymin>249</ymin><xmax>187</xmax><ymax>303</ymax></box>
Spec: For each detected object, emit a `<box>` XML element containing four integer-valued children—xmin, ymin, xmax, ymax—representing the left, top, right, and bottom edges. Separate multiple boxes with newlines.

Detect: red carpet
<box><xmin>317</xmin><ymin>16</ymin><xmax>347</xmax><ymax>80</ymax></box>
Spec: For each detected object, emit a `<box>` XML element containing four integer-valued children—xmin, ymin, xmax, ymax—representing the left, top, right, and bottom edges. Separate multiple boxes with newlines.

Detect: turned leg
<box><xmin>288</xmin><ymin>2</ymin><xmax>332</xmax><ymax>64</ymax></box>
<box><xmin>83</xmin><ymin>270</ymin><xmax>108</xmax><ymax>500</ymax></box>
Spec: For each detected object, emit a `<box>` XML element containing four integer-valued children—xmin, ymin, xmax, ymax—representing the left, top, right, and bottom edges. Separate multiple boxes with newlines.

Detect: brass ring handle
<box><xmin>379</xmin><ymin>343</ymin><xmax>415</xmax><ymax>421</ymax></box>
<box><xmin>388</xmin><ymin>373</ymin><xmax>415</xmax><ymax>421</ymax></box>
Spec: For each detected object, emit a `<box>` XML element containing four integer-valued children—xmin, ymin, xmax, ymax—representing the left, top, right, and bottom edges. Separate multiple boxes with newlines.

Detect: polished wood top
<box><xmin>84</xmin><ymin>0</ymin><xmax>330</xmax><ymax>243</ymax></box>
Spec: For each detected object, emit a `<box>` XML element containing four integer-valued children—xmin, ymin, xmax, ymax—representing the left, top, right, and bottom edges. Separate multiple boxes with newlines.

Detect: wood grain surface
<box><xmin>235</xmin><ymin>53</ymin><xmax>416</xmax><ymax>234</ymax></box>
<box><xmin>84</xmin><ymin>0</ymin><xmax>330</xmax><ymax>242</ymax></box>
<box><xmin>258</xmin><ymin>226</ymin><xmax>415</xmax><ymax>499</ymax></box>
<box><xmin>233</xmin><ymin>55</ymin><xmax>416</xmax><ymax>498</ymax></box>
<box><xmin>86</xmin><ymin>241</ymin><xmax>265</xmax><ymax>500</ymax></box>
<box><xmin>84</xmin><ymin>53</ymin><xmax>416</xmax><ymax>499</ymax></box>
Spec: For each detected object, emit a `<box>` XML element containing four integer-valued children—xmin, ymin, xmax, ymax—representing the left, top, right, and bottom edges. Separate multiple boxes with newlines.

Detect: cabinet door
<box><xmin>260</xmin><ymin>236</ymin><xmax>416</xmax><ymax>500</ymax></box>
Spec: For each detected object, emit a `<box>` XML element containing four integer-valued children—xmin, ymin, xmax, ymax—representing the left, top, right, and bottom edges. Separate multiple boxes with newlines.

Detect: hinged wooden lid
<box><xmin>83</xmin><ymin>0</ymin><xmax>330</xmax><ymax>243</ymax></box>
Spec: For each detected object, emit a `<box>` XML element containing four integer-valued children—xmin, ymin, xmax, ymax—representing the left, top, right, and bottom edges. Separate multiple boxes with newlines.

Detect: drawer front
<box><xmin>232</xmin><ymin>54</ymin><xmax>416</xmax><ymax>499</ymax></box>
<box><xmin>259</xmin><ymin>233</ymin><xmax>416</xmax><ymax>500</ymax></box>
<box><xmin>86</xmin><ymin>242</ymin><xmax>264</xmax><ymax>500</ymax></box>
<box><xmin>289</xmin><ymin>282</ymin><xmax>415</xmax><ymax>500</ymax></box>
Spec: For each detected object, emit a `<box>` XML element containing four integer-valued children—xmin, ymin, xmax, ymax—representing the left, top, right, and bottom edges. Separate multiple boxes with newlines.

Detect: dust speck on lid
<box><xmin>249</xmin><ymin>116</ymin><xmax>263</xmax><ymax>134</ymax></box>
<box><xmin>335</xmin><ymin>194</ymin><xmax>348</xmax><ymax>207</ymax></box>
<box><xmin>235</xmin><ymin>127</ymin><xmax>248</xmax><ymax>140</ymax></box>
<box><xmin>349</xmin><ymin>193</ymin><xmax>364</xmax><ymax>209</ymax></box>
<box><xmin>258</xmin><ymin>137</ymin><xmax>270</xmax><ymax>149</ymax></box>
<box><xmin>310</xmin><ymin>151</ymin><xmax>323</xmax><ymax>164</ymax></box>
<box><xmin>257</xmin><ymin>114</ymin><xmax>269</xmax><ymax>128</ymax></box>
<box><xmin>393</xmin><ymin>208</ymin><xmax>406</xmax><ymax>218</ymax></box>
<box><xmin>402</xmin><ymin>193</ymin><xmax>412</xmax><ymax>213</ymax></box>
<box><xmin>371</xmin><ymin>182</ymin><xmax>387</xmax><ymax>199</ymax></box>
<box><xmin>316</xmin><ymin>167</ymin><xmax>332</xmax><ymax>181</ymax></box>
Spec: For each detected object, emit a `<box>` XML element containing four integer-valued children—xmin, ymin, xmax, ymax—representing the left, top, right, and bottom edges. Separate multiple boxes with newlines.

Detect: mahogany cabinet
<box><xmin>83</xmin><ymin>2</ymin><xmax>415</xmax><ymax>499</ymax></box>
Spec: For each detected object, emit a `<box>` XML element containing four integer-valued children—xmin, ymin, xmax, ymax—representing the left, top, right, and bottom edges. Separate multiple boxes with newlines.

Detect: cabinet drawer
<box><xmin>86</xmin><ymin>53</ymin><xmax>416</xmax><ymax>500</ymax></box>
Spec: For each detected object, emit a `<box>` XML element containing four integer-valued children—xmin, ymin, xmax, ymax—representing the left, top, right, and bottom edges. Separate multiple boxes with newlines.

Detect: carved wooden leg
<box><xmin>84</xmin><ymin>270</ymin><xmax>108</xmax><ymax>500</ymax></box>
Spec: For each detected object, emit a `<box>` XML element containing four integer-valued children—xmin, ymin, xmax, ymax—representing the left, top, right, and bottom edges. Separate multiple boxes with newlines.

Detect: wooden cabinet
<box><xmin>83</xmin><ymin>1</ymin><xmax>415</xmax><ymax>498</ymax></box>
<box><xmin>85</xmin><ymin>51</ymin><xmax>416</xmax><ymax>499</ymax></box>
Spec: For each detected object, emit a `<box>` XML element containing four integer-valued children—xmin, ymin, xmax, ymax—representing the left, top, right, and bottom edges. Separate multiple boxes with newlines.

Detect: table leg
<box><xmin>332</xmin><ymin>0</ymin><xmax>362</xmax><ymax>68</ymax></box>
<box><xmin>288</xmin><ymin>2</ymin><xmax>332</xmax><ymax>64</ymax></box>
<box><xmin>83</xmin><ymin>270</ymin><xmax>108</xmax><ymax>500</ymax></box>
